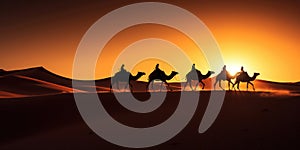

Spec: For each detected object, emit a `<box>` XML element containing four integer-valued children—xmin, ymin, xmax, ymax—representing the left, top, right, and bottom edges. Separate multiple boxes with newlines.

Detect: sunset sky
<box><xmin>0</xmin><ymin>0</ymin><xmax>299</xmax><ymax>82</ymax></box>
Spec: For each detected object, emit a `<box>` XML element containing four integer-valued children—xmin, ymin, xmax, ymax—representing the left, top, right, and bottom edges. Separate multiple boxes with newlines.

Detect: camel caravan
<box><xmin>214</xmin><ymin>65</ymin><xmax>260</xmax><ymax>91</ymax></box>
<box><xmin>110</xmin><ymin>64</ymin><xmax>260</xmax><ymax>92</ymax></box>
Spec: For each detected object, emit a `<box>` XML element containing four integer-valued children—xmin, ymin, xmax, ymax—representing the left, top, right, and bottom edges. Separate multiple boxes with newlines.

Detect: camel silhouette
<box><xmin>110</xmin><ymin>71</ymin><xmax>146</xmax><ymax>92</ymax></box>
<box><xmin>233</xmin><ymin>72</ymin><xmax>260</xmax><ymax>91</ymax></box>
<box><xmin>184</xmin><ymin>70</ymin><xmax>215</xmax><ymax>91</ymax></box>
<box><xmin>214</xmin><ymin>71</ymin><xmax>239</xmax><ymax>90</ymax></box>
<box><xmin>147</xmin><ymin>70</ymin><xmax>178</xmax><ymax>92</ymax></box>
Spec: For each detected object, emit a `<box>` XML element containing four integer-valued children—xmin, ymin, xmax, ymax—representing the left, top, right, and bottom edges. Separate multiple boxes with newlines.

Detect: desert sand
<box><xmin>0</xmin><ymin>67</ymin><xmax>299</xmax><ymax>149</ymax></box>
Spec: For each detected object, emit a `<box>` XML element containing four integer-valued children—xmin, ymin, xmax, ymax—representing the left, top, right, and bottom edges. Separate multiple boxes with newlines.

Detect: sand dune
<box><xmin>0</xmin><ymin>74</ymin><xmax>82</xmax><ymax>98</ymax></box>
<box><xmin>0</xmin><ymin>91</ymin><xmax>25</xmax><ymax>98</ymax></box>
<box><xmin>1</xmin><ymin>67</ymin><xmax>73</xmax><ymax>87</ymax></box>
<box><xmin>1</xmin><ymin>67</ymin><xmax>300</xmax><ymax>98</ymax></box>
<box><xmin>0</xmin><ymin>67</ymin><xmax>299</xmax><ymax>149</ymax></box>
<box><xmin>254</xmin><ymin>79</ymin><xmax>300</xmax><ymax>92</ymax></box>
<box><xmin>0</xmin><ymin>67</ymin><xmax>99</xmax><ymax>97</ymax></box>
<box><xmin>0</xmin><ymin>92</ymin><xmax>299</xmax><ymax>149</ymax></box>
<box><xmin>0</xmin><ymin>75</ymin><xmax>62</xmax><ymax>96</ymax></box>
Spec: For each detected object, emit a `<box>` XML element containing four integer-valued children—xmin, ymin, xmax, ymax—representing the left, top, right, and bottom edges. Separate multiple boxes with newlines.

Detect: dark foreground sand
<box><xmin>0</xmin><ymin>91</ymin><xmax>299</xmax><ymax>150</ymax></box>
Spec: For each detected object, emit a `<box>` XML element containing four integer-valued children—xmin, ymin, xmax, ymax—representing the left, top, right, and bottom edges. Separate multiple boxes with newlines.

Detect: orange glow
<box><xmin>95</xmin><ymin>24</ymin><xmax>209</xmax><ymax>82</ymax></box>
<box><xmin>0</xmin><ymin>1</ymin><xmax>299</xmax><ymax>82</ymax></box>
<box><xmin>225</xmin><ymin>65</ymin><xmax>242</xmax><ymax>76</ymax></box>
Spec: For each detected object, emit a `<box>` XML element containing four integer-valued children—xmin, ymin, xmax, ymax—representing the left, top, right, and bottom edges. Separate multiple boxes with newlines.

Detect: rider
<box><xmin>155</xmin><ymin>64</ymin><xmax>163</xmax><ymax>75</ymax></box>
<box><xmin>221</xmin><ymin>65</ymin><xmax>229</xmax><ymax>78</ymax></box>
<box><xmin>120</xmin><ymin>64</ymin><xmax>126</xmax><ymax>72</ymax></box>
<box><xmin>191</xmin><ymin>63</ymin><xmax>196</xmax><ymax>72</ymax></box>
<box><xmin>155</xmin><ymin>64</ymin><xmax>161</xmax><ymax>71</ymax></box>
<box><xmin>239</xmin><ymin>66</ymin><xmax>246</xmax><ymax>75</ymax></box>
<box><xmin>191</xmin><ymin>63</ymin><xmax>198</xmax><ymax>75</ymax></box>
<box><xmin>222</xmin><ymin>65</ymin><xmax>227</xmax><ymax>72</ymax></box>
<box><xmin>241</xmin><ymin>66</ymin><xmax>245</xmax><ymax>73</ymax></box>
<box><xmin>191</xmin><ymin>63</ymin><xmax>201</xmax><ymax>76</ymax></box>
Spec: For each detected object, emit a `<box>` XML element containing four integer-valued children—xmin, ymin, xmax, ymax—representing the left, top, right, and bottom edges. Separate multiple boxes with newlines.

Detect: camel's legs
<box><xmin>227</xmin><ymin>81</ymin><xmax>230</xmax><ymax>90</ymax></box>
<box><xmin>246</xmin><ymin>82</ymin><xmax>249</xmax><ymax>91</ymax></box>
<box><xmin>110</xmin><ymin>79</ymin><xmax>115</xmax><ymax>93</ymax></box>
<box><xmin>160</xmin><ymin>82</ymin><xmax>163</xmax><ymax>92</ymax></box>
<box><xmin>189</xmin><ymin>81</ymin><xmax>193</xmax><ymax>91</ymax></box>
<box><xmin>183</xmin><ymin>81</ymin><xmax>191</xmax><ymax>91</ymax></box>
<box><xmin>164</xmin><ymin>81</ymin><xmax>172</xmax><ymax>91</ymax></box>
<box><xmin>129</xmin><ymin>83</ymin><xmax>133</xmax><ymax>88</ymax></box>
<box><xmin>219</xmin><ymin>80</ymin><xmax>224</xmax><ymax>90</ymax></box>
<box><xmin>229</xmin><ymin>80</ymin><xmax>235</xmax><ymax>90</ymax></box>
<box><xmin>200</xmin><ymin>81</ymin><xmax>205</xmax><ymax>89</ymax></box>
<box><xmin>116</xmin><ymin>81</ymin><xmax>120</xmax><ymax>91</ymax></box>
<box><xmin>233</xmin><ymin>81</ymin><xmax>240</xmax><ymax>91</ymax></box>
<box><xmin>248</xmin><ymin>82</ymin><xmax>255</xmax><ymax>91</ymax></box>
<box><xmin>214</xmin><ymin>80</ymin><xmax>223</xmax><ymax>90</ymax></box>
<box><xmin>229</xmin><ymin>81</ymin><xmax>235</xmax><ymax>90</ymax></box>
<box><xmin>110</xmin><ymin>84</ymin><xmax>113</xmax><ymax>93</ymax></box>
<box><xmin>194</xmin><ymin>81</ymin><xmax>199</xmax><ymax>91</ymax></box>
<box><xmin>183</xmin><ymin>82</ymin><xmax>188</xmax><ymax>91</ymax></box>
<box><xmin>213</xmin><ymin>80</ymin><xmax>217</xmax><ymax>90</ymax></box>
<box><xmin>184</xmin><ymin>80</ymin><xmax>193</xmax><ymax>91</ymax></box>
<box><xmin>232</xmin><ymin>82</ymin><xmax>237</xmax><ymax>91</ymax></box>
<box><xmin>152</xmin><ymin>81</ymin><xmax>155</xmax><ymax>91</ymax></box>
<box><xmin>146</xmin><ymin>80</ymin><xmax>155</xmax><ymax>92</ymax></box>
<box><xmin>146</xmin><ymin>81</ymin><xmax>151</xmax><ymax>92</ymax></box>
<box><xmin>129</xmin><ymin>83</ymin><xmax>133</xmax><ymax>92</ymax></box>
<box><xmin>124</xmin><ymin>83</ymin><xmax>129</xmax><ymax>92</ymax></box>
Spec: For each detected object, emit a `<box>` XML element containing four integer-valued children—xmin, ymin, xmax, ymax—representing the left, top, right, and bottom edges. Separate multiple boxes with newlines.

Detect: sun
<box><xmin>225</xmin><ymin>64</ymin><xmax>242</xmax><ymax>76</ymax></box>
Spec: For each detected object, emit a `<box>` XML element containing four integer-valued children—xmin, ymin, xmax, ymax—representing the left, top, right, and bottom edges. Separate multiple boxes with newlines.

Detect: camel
<box><xmin>183</xmin><ymin>70</ymin><xmax>215</xmax><ymax>91</ymax></box>
<box><xmin>233</xmin><ymin>72</ymin><xmax>260</xmax><ymax>91</ymax></box>
<box><xmin>214</xmin><ymin>71</ymin><xmax>239</xmax><ymax>90</ymax></box>
<box><xmin>147</xmin><ymin>70</ymin><xmax>178</xmax><ymax>91</ymax></box>
<box><xmin>110</xmin><ymin>71</ymin><xmax>146</xmax><ymax>92</ymax></box>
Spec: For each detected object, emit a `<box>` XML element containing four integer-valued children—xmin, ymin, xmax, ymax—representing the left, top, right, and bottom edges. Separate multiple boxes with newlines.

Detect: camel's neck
<box><xmin>203</xmin><ymin>72</ymin><xmax>212</xmax><ymax>79</ymax></box>
<box><xmin>130</xmin><ymin>73</ymin><xmax>143</xmax><ymax>81</ymax></box>
<box><xmin>250</xmin><ymin>74</ymin><xmax>258</xmax><ymax>81</ymax></box>
<box><xmin>166</xmin><ymin>73</ymin><xmax>176</xmax><ymax>80</ymax></box>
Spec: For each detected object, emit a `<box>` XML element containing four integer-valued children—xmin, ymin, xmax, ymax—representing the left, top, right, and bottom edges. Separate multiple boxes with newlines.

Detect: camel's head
<box><xmin>209</xmin><ymin>71</ymin><xmax>215</xmax><ymax>75</ymax></box>
<box><xmin>137</xmin><ymin>72</ymin><xmax>146</xmax><ymax>76</ymax></box>
<box><xmin>171</xmin><ymin>71</ymin><xmax>179</xmax><ymax>76</ymax></box>
<box><xmin>254</xmin><ymin>72</ymin><xmax>260</xmax><ymax>76</ymax></box>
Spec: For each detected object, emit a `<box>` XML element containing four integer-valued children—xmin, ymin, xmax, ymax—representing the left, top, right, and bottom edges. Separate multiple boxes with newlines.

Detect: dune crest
<box><xmin>1</xmin><ymin>67</ymin><xmax>300</xmax><ymax>98</ymax></box>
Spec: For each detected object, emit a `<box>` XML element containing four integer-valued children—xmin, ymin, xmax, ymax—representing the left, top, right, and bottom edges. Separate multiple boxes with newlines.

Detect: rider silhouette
<box><xmin>191</xmin><ymin>63</ymin><xmax>199</xmax><ymax>76</ymax></box>
<box><xmin>120</xmin><ymin>64</ymin><xmax>126</xmax><ymax>72</ymax></box>
<box><xmin>239</xmin><ymin>66</ymin><xmax>246</xmax><ymax>76</ymax></box>
<box><xmin>220</xmin><ymin>65</ymin><xmax>227</xmax><ymax>74</ymax></box>
<box><xmin>241</xmin><ymin>66</ymin><xmax>245</xmax><ymax>73</ymax></box>
<box><xmin>155</xmin><ymin>64</ymin><xmax>161</xmax><ymax>71</ymax></box>
<box><xmin>222</xmin><ymin>65</ymin><xmax>230</xmax><ymax>78</ymax></box>
<box><xmin>222</xmin><ymin>65</ymin><xmax>227</xmax><ymax>72</ymax></box>
<box><xmin>192</xmin><ymin>64</ymin><xmax>195</xmax><ymax>70</ymax></box>
<box><xmin>191</xmin><ymin>63</ymin><xmax>196</xmax><ymax>71</ymax></box>
<box><xmin>155</xmin><ymin>64</ymin><xmax>164</xmax><ymax>75</ymax></box>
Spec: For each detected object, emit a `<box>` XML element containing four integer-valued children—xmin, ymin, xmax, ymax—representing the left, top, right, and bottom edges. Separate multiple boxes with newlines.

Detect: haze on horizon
<box><xmin>0</xmin><ymin>0</ymin><xmax>299</xmax><ymax>82</ymax></box>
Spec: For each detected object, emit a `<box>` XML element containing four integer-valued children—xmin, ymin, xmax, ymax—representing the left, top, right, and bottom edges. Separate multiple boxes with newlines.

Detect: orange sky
<box><xmin>0</xmin><ymin>0</ymin><xmax>299</xmax><ymax>82</ymax></box>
